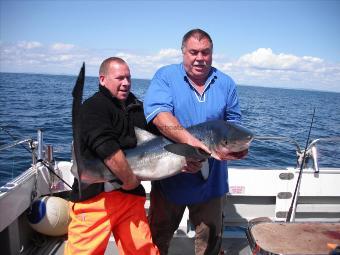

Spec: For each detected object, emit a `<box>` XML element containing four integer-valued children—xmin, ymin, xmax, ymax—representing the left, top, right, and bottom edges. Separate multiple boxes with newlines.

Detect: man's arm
<box><xmin>152</xmin><ymin>112</ymin><xmax>211</xmax><ymax>173</ymax></box>
<box><xmin>104</xmin><ymin>149</ymin><xmax>140</xmax><ymax>190</ymax></box>
<box><xmin>153</xmin><ymin>112</ymin><xmax>210</xmax><ymax>152</ymax></box>
<box><xmin>155</xmin><ymin>112</ymin><xmax>247</xmax><ymax>161</ymax></box>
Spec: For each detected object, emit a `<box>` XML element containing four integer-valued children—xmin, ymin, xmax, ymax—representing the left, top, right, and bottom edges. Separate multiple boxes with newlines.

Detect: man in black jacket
<box><xmin>65</xmin><ymin>57</ymin><xmax>159</xmax><ymax>255</ymax></box>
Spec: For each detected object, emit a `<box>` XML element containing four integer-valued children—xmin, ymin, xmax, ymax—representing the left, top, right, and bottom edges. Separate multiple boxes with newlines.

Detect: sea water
<box><xmin>1</xmin><ymin>72</ymin><xmax>339</xmax><ymax>187</ymax></box>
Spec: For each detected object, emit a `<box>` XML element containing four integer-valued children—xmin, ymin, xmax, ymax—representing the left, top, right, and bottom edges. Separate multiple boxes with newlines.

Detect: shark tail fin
<box><xmin>72</xmin><ymin>62</ymin><xmax>85</xmax><ymax>199</ymax></box>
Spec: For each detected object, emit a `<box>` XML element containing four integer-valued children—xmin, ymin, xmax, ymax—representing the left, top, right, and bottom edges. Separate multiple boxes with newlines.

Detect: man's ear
<box><xmin>99</xmin><ymin>75</ymin><xmax>105</xmax><ymax>86</ymax></box>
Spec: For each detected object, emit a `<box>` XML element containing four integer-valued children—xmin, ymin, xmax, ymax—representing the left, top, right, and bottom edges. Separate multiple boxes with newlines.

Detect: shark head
<box><xmin>198</xmin><ymin>120</ymin><xmax>254</xmax><ymax>159</ymax></box>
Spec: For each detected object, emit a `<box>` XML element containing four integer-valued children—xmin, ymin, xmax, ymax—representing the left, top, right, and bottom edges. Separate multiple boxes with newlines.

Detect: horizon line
<box><xmin>0</xmin><ymin>70</ymin><xmax>339</xmax><ymax>94</ymax></box>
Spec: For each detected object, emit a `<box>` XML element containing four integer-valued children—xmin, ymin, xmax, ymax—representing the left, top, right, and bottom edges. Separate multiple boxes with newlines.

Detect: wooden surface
<box><xmin>248</xmin><ymin>222</ymin><xmax>340</xmax><ymax>254</ymax></box>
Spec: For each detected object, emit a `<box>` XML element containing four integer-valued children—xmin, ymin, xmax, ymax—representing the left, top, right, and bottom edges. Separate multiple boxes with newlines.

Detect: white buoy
<box><xmin>27</xmin><ymin>196</ymin><xmax>70</xmax><ymax>236</ymax></box>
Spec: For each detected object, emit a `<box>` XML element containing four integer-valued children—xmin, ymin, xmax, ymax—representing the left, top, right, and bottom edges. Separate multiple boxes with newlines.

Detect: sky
<box><xmin>0</xmin><ymin>0</ymin><xmax>340</xmax><ymax>92</ymax></box>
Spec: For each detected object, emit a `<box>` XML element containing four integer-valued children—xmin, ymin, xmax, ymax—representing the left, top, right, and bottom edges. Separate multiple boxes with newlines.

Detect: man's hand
<box><xmin>181</xmin><ymin>136</ymin><xmax>210</xmax><ymax>173</ymax></box>
<box><xmin>121</xmin><ymin>174</ymin><xmax>141</xmax><ymax>190</ymax></box>
<box><xmin>182</xmin><ymin>158</ymin><xmax>203</xmax><ymax>173</ymax></box>
<box><xmin>186</xmin><ymin>135</ymin><xmax>211</xmax><ymax>155</ymax></box>
<box><xmin>104</xmin><ymin>149</ymin><xmax>140</xmax><ymax>190</ymax></box>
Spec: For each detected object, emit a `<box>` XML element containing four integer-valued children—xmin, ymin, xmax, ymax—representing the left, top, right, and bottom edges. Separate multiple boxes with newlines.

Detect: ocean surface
<box><xmin>1</xmin><ymin>72</ymin><xmax>340</xmax><ymax>187</ymax></box>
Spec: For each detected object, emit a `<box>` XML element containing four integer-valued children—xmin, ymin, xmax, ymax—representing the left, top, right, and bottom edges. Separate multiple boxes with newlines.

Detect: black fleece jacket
<box><xmin>70</xmin><ymin>85</ymin><xmax>158</xmax><ymax>202</ymax></box>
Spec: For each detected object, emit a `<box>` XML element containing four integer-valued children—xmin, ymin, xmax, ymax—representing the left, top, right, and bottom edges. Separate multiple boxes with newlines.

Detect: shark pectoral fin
<box><xmin>200</xmin><ymin>161</ymin><xmax>210</xmax><ymax>180</ymax></box>
<box><xmin>164</xmin><ymin>143</ymin><xmax>210</xmax><ymax>161</ymax></box>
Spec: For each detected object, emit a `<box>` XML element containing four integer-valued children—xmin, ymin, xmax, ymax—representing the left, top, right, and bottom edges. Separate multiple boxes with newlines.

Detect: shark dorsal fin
<box><xmin>135</xmin><ymin>127</ymin><xmax>158</xmax><ymax>145</ymax></box>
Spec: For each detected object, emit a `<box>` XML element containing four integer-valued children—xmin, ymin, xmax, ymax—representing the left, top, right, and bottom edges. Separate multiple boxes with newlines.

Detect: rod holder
<box><xmin>45</xmin><ymin>144</ymin><xmax>54</xmax><ymax>163</ymax></box>
<box><xmin>311</xmin><ymin>145</ymin><xmax>319</xmax><ymax>173</ymax></box>
<box><xmin>37</xmin><ymin>129</ymin><xmax>44</xmax><ymax>161</ymax></box>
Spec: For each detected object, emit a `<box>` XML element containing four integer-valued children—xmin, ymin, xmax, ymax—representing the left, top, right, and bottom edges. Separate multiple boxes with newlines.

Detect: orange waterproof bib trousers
<box><xmin>65</xmin><ymin>190</ymin><xmax>159</xmax><ymax>255</ymax></box>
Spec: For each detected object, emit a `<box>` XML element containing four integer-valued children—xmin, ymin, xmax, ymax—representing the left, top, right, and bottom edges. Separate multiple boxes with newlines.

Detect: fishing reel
<box><xmin>296</xmin><ymin>142</ymin><xmax>319</xmax><ymax>173</ymax></box>
<box><xmin>297</xmin><ymin>137</ymin><xmax>340</xmax><ymax>173</ymax></box>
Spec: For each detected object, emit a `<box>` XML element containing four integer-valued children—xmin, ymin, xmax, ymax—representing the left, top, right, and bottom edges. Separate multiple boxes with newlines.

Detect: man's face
<box><xmin>182</xmin><ymin>37</ymin><xmax>213</xmax><ymax>82</ymax></box>
<box><xmin>100</xmin><ymin>62</ymin><xmax>131</xmax><ymax>101</ymax></box>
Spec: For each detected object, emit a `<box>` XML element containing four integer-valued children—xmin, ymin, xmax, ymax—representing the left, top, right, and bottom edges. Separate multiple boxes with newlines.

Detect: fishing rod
<box><xmin>0</xmin><ymin>126</ymin><xmax>33</xmax><ymax>154</ymax></box>
<box><xmin>0</xmin><ymin>126</ymin><xmax>72</xmax><ymax>190</ymax></box>
<box><xmin>286</xmin><ymin>107</ymin><xmax>316</xmax><ymax>222</ymax></box>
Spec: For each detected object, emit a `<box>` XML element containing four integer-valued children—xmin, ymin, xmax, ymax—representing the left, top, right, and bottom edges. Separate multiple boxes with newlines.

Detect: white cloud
<box><xmin>236</xmin><ymin>48</ymin><xmax>323</xmax><ymax>71</ymax></box>
<box><xmin>216</xmin><ymin>48</ymin><xmax>340</xmax><ymax>92</ymax></box>
<box><xmin>116</xmin><ymin>49</ymin><xmax>181</xmax><ymax>78</ymax></box>
<box><xmin>50</xmin><ymin>43</ymin><xmax>75</xmax><ymax>51</ymax></box>
<box><xmin>17</xmin><ymin>41</ymin><xmax>42</xmax><ymax>49</ymax></box>
<box><xmin>0</xmin><ymin>41</ymin><xmax>100</xmax><ymax>75</ymax></box>
<box><xmin>0</xmin><ymin>42</ymin><xmax>339</xmax><ymax>92</ymax></box>
<box><xmin>158</xmin><ymin>48</ymin><xmax>181</xmax><ymax>58</ymax></box>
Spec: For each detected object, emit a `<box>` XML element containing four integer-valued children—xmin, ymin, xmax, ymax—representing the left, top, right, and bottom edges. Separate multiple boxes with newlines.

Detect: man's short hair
<box><xmin>181</xmin><ymin>28</ymin><xmax>213</xmax><ymax>52</ymax></box>
<box><xmin>99</xmin><ymin>57</ymin><xmax>127</xmax><ymax>75</ymax></box>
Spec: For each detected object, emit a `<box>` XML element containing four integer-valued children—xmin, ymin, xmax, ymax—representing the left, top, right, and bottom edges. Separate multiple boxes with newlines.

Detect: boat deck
<box><xmin>23</xmin><ymin>233</ymin><xmax>252</xmax><ymax>255</ymax></box>
<box><xmin>2</xmin><ymin>164</ymin><xmax>340</xmax><ymax>255</ymax></box>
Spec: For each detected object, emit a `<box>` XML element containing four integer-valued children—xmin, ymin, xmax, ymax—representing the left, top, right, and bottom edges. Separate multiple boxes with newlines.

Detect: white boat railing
<box><xmin>1</xmin><ymin>130</ymin><xmax>339</xmax><ymax>238</ymax></box>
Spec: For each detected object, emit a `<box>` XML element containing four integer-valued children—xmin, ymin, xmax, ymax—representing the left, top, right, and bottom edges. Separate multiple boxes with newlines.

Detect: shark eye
<box><xmin>223</xmin><ymin>138</ymin><xmax>228</xmax><ymax>145</ymax></box>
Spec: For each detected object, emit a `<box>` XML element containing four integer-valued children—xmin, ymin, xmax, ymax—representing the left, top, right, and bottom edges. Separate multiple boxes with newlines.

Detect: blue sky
<box><xmin>1</xmin><ymin>0</ymin><xmax>340</xmax><ymax>92</ymax></box>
